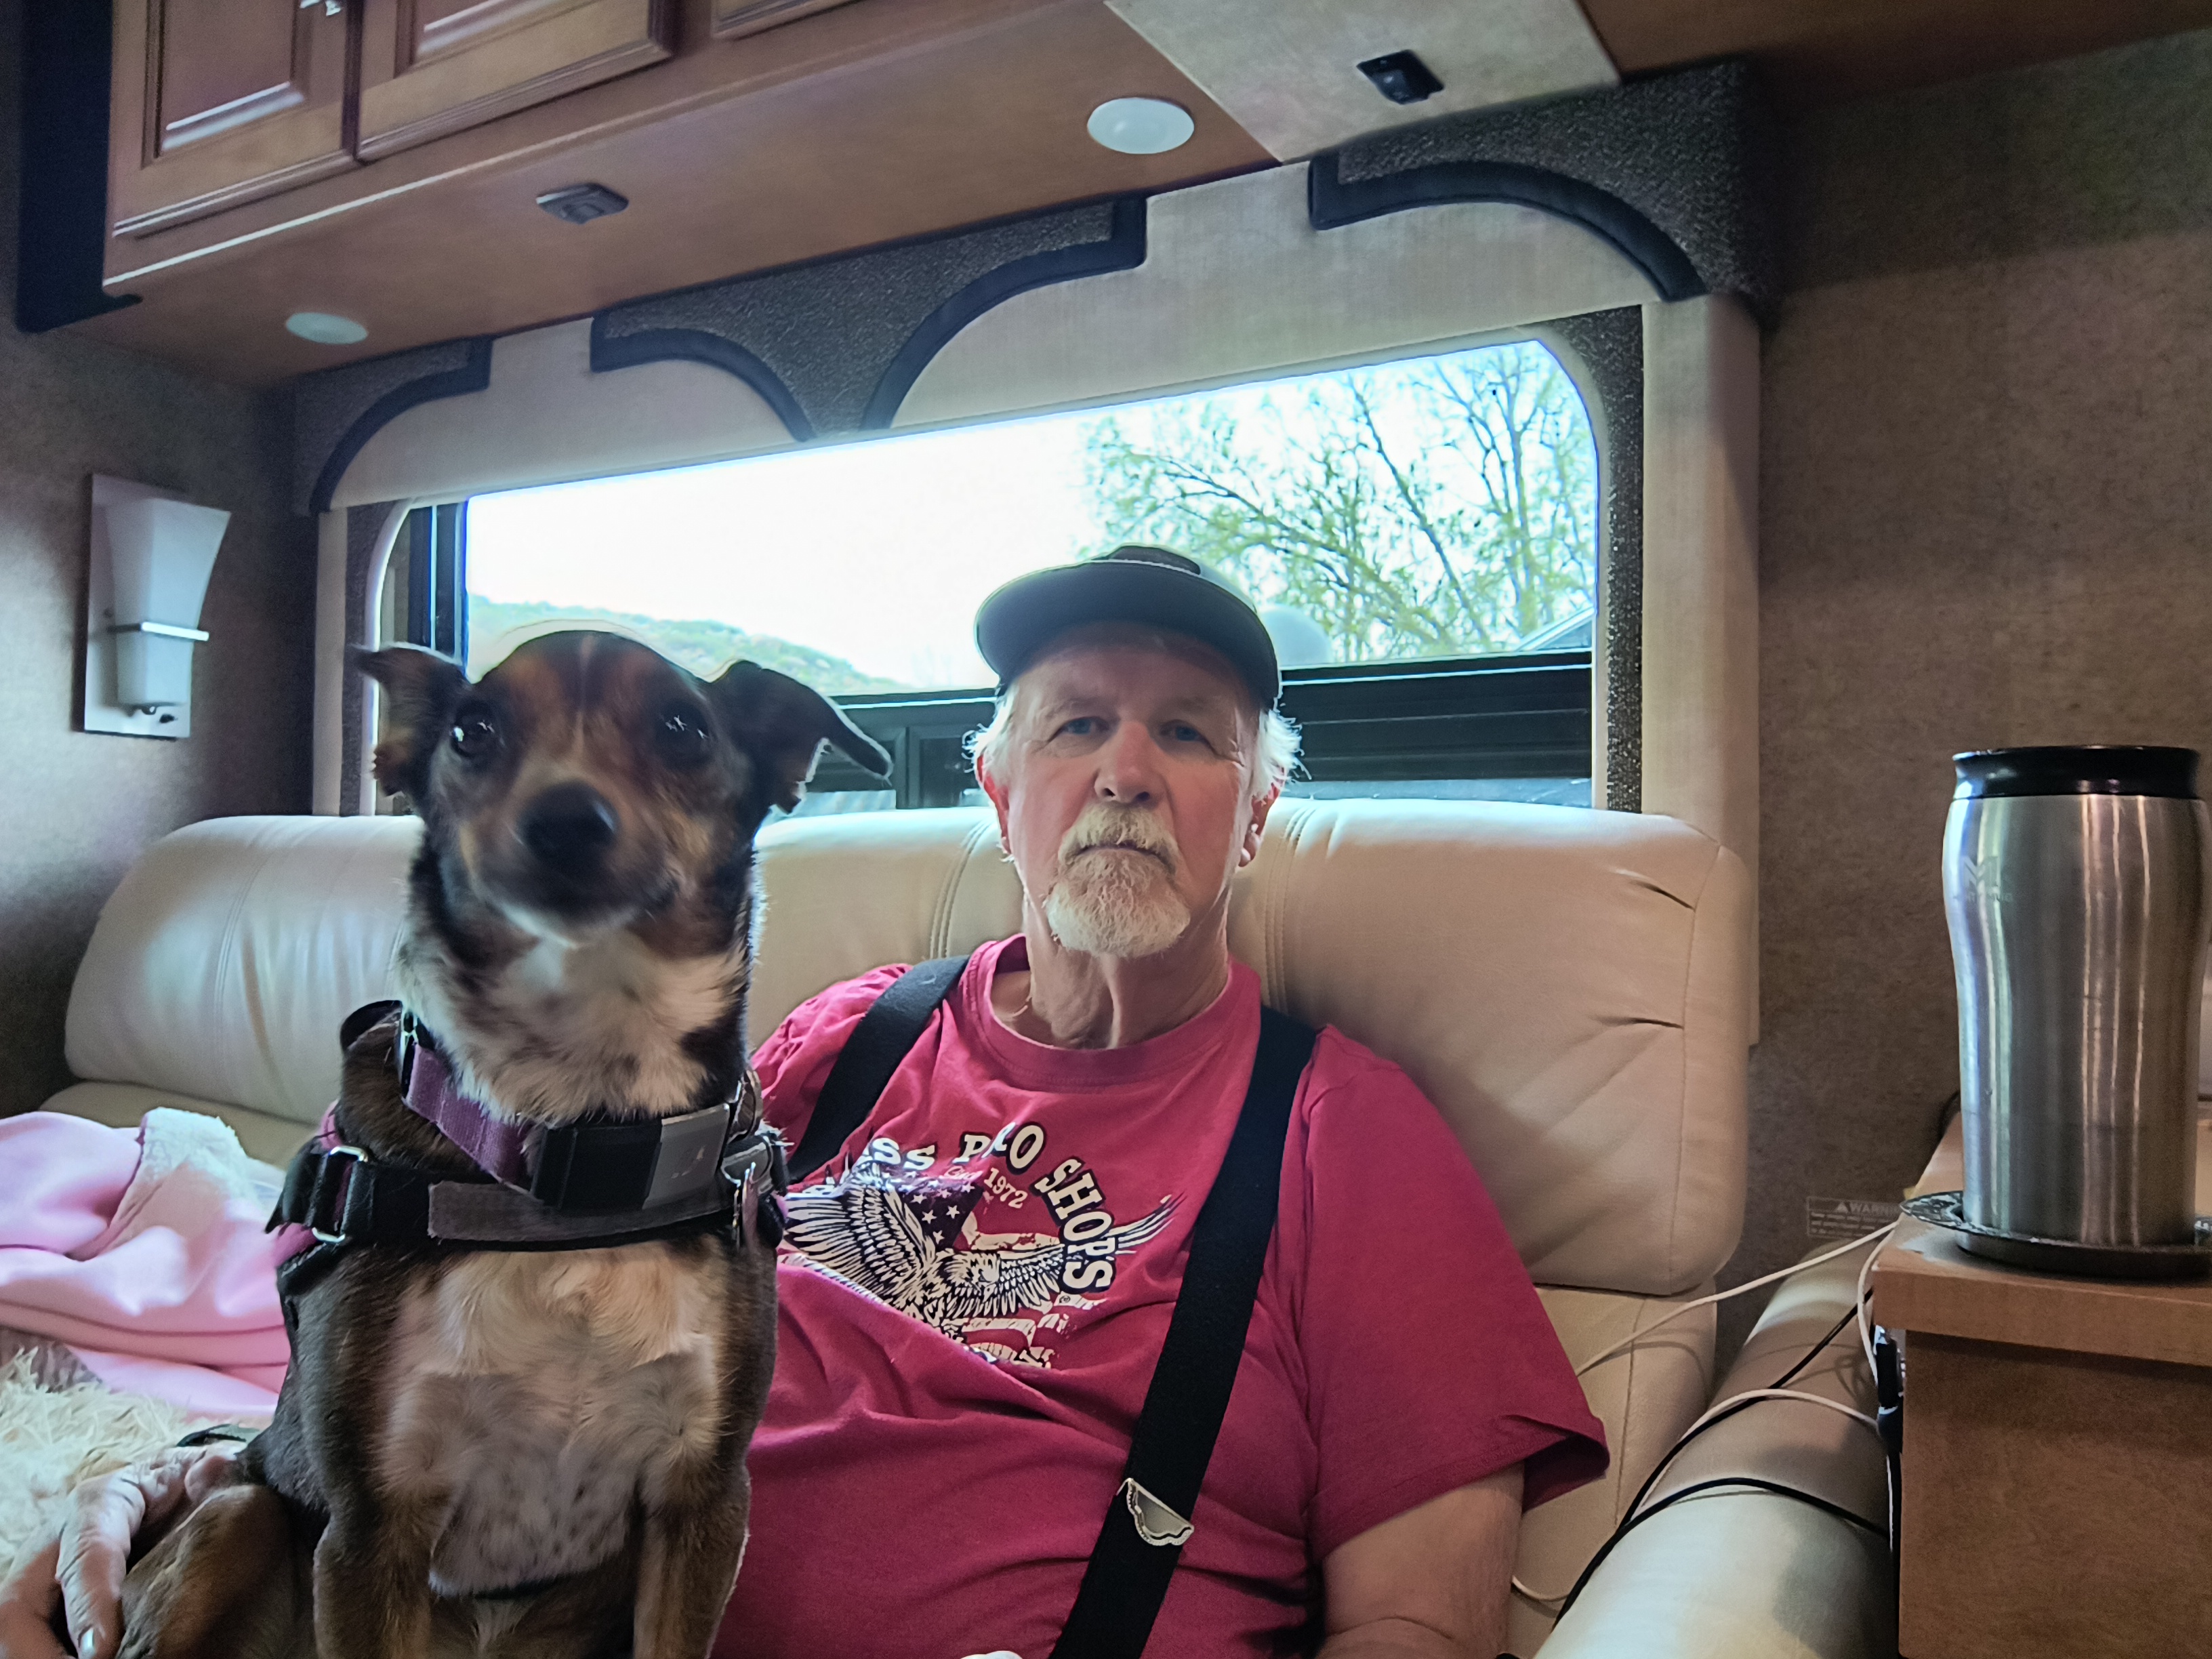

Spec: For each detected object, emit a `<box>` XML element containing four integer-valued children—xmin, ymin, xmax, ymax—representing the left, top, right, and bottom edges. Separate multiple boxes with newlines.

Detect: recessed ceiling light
<box><xmin>1087</xmin><ymin>97</ymin><xmax>1194</xmax><ymax>155</ymax></box>
<box><xmin>285</xmin><ymin>311</ymin><xmax>368</xmax><ymax>345</ymax></box>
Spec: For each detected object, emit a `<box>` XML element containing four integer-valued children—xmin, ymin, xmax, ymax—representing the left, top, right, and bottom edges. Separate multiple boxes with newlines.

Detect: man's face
<box><xmin>979</xmin><ymin>629</ymin><xmax>1275</xmax><ymax>960</ymax></box>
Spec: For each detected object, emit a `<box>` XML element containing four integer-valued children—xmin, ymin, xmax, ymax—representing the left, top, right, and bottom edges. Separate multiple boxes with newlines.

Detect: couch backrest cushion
<box><xmin>751</xmin><ymin>799</ymin><xmax>1750</xmax><ymax>1296</ymax></box>
<box><xmin>64</xmin><ymin>800</ymin><xmax>1750</xmax><ymax>1296</ymax></box>
<box><xmin>66</xmin><ymin>815</ymin><xmax>417</xmax><ymax>1127</ymax></box>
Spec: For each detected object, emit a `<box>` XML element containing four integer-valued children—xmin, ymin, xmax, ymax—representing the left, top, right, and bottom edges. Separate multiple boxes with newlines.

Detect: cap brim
<box><xmin>975</xmin><ymin>560</ymin><xmax>1280</xmax><ymax>706</ymax></box>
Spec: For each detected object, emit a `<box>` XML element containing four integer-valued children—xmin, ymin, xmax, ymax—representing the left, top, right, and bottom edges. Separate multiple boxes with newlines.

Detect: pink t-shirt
<box><xmin>717</xmin><ymin>937</ymin><xmax>1605</xmax><ymax>1659</ymax></box>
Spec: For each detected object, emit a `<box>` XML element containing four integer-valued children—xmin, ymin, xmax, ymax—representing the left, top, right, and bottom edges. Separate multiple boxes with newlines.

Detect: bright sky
<box><xmin>466</xmin><ymin>411</ymin><xmax>1107</xmax><ymax>687</ymax></box>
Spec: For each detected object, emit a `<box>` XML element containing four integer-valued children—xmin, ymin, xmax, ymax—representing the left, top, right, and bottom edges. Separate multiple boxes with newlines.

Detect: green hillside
<box><xmin>466</xmin><ymin>598</ymin><xmax>909</xmax><ymax>695</ymax></box>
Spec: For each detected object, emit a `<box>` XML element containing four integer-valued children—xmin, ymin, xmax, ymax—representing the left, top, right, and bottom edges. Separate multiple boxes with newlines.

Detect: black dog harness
<box><xmin>789</xmin><ymin>956</ymin><xmax>1318</xmax><ymax>1659</ymax></box>
<box><xmin>269</xmin><ymin>1000</ymin><xmax>787</xmax><ymax>1288</ymax></box>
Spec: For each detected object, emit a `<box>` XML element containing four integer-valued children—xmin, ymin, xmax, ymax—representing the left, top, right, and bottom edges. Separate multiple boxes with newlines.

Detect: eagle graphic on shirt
<box><xmin>783</xmin><ymin>1138</ymin><xmax>1172</xmax><ymax>1347</ymax></box>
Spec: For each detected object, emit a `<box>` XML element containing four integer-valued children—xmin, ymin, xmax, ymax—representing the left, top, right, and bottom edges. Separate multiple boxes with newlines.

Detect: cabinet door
<box><xmin>108</xmin><ymin>0</ymin><xmax>356</xmax><ymax>237</ymax></box>
<box><xmin>356</xmin><ymin>0</ymin><xmax>674</xmax><ymax>161</ymax></box>
<box><xmin>711</xmin><ymin>0</ymin><xmax>861</xmax><ymax>41</ymax></box>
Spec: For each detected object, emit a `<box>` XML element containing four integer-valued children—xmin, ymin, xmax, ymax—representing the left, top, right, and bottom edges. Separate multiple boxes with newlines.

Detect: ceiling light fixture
<box><xmin>285</xmin><ymin>311</ymin><xmax>368</xmax><ymax>345</ymax></box>
<box><xmin>1086</xmin><ymin>97</ymin><xmax>1194</xmax><ymax>155</ymax></box>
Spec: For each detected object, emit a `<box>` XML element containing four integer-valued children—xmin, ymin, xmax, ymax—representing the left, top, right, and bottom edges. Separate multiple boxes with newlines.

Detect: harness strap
<box><xmin>270</xmin><ymin>998</ymin><xmax>793</xmax><ymax>1285</ymax></box>
<box><xmin>1050</xmin><ymin>1007</ymin><xmax>1316</xmax><ymax>1659</ymax></box>
<box><xmin>787</xmin><ymin>954</ymin><xmax>972</xmax><ymax>1183</ymax></box>
<box><xmin>269</xmin><ymin>1130</ymin><xmax>787</xmax><ymax>1254</ymax></box>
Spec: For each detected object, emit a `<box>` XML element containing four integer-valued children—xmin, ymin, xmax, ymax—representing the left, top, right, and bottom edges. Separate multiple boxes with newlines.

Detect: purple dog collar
<box><xmin>398</xmin><ymin>1021</ymin><xmax>533</xmax><ymax>1188</ymax></box>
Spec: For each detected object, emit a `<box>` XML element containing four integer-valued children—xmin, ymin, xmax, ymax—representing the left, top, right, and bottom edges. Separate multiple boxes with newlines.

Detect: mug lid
<box><xmin>1952</xmin><ymin>745</ymin><xmax>2200</xmax><ymax>800</ymax></box>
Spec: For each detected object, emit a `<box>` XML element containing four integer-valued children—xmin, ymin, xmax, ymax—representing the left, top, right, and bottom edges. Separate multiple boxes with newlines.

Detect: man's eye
<box><xmin>1057</xmin><ymin>717</ymin><xmax>1101</xmax><ymax>738</ymax></box>
<box><xmin>1166</xmin><ymin>723</ymin><xmax>1206</xmax><ymax>744</ymax></box>
<box><xmin>656</xmin><ymin>707</ymin><xmax>714</xmax><ymax>768</ymax></box>
<box><xmin>449</xmin><ymin>712</ymin><xmax>499</xmax><ymax>760</ymax></box>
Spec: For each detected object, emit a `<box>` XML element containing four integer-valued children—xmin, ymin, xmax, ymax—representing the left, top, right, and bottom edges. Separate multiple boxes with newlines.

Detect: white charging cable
<box><xmin>1572</xmin><ymin>1221</ymin><xmax>1898</xmax><ymax>1378</ymax></box>
<box><xmin>1855</xmin><ymin>1220</ymin><xmax>1886</xmax><ymax>1372</ymax></box>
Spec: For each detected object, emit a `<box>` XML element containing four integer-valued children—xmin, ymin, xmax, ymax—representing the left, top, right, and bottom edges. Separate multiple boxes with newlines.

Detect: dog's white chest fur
<box><xmin>379</xmin><ymin>1244</ymin><xmax>722</xmax><ymax>1596</ymax></box>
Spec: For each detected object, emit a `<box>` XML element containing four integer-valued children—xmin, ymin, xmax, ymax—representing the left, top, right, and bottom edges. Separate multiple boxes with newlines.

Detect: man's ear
<box><xmin>1240</xmin><ymin>781</ymin><xmax>1278</xmax><ymax>868</ymax></box>
<box><xmin>709</xmin><ymin>661</ymin><xmax>892</xmax><ymax>812</ymax></box>
<box><xmin>352</xmin><ymin>645</ymin><xmax>469</xmax><ymax>802</ymax></box>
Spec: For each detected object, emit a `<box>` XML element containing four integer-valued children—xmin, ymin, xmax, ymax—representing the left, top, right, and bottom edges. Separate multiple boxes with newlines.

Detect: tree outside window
<box><xmin>1082</xmin><ymin>341</ymin><xmax>1597</xmax><ymax>666</ymax></box>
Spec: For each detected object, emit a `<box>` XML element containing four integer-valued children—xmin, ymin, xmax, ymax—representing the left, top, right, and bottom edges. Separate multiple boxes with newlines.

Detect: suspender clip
<box><xmin>1120</xmin><ymin>1479</ymin><xmax>1193</xmax><ymax>1549</ymax></box>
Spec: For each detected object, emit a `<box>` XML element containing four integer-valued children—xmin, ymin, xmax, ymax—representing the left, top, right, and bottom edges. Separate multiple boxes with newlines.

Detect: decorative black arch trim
<box><xmin>587</xmin><ymin>319</ymin><xmax>816</xmax><ymax>443</ymax></box>
<box><xmin>308</xmin><ymin>339</ymin><xmax>496</xmax><ymax>514</ymax></box>
<box><xmin>858</xmin><ymin>194</ymin><xmax>1149</xmax><ymax>430</ymax></box>
<box><xmin>1307</xmin><ymin>152</ymin><xmax>1706</xmax><ymax>304</ymax></box>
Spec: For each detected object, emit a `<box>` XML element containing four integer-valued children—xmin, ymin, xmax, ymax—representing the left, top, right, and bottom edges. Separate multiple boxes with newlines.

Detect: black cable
<box><xmin>1517</xmin><ymin>1294</ymin><xmax>1878</xmax><ymax>1619</ymax></box>
<box><xmin>1553</xmin><ymin>1477</ymin><xmax>1887</xmax><ymax>1622</ymax></box>
<box><xmin>1603</xmin><ymin>1297</ymin><xmax>1866</xmax><ymax>1540</ymax></box>
<box><xmin>1771</xmin><ymin>1300</ymin><xmax>1862</xmax><ymax>1391</ymax></box>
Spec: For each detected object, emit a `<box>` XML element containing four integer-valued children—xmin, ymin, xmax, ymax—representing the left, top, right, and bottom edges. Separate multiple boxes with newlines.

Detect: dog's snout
<box><xmin>519</xmin><ymin>783</ymin><xmax>620</xmax><ymax>872</ymax></box>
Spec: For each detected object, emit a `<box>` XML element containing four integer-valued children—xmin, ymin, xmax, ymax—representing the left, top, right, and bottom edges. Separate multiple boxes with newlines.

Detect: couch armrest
<box><xmin>1534</xmin><ymin>1242</ymin><xmax>1895</xmax><ymax>1659</ymax></box>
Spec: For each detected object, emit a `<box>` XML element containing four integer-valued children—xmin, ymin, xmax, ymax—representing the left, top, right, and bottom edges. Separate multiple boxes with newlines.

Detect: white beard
<box><xmin>1040</xmin><ymin>804</ymin><xmax>1191</xmax><ymax>960</ymax></box>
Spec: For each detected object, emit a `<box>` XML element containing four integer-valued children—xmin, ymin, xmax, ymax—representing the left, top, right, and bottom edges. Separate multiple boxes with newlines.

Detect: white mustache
<box><xmin>1057</xmin><ymin>805</ymin><xmax>1180</xmax><ymax>876</ymax></box>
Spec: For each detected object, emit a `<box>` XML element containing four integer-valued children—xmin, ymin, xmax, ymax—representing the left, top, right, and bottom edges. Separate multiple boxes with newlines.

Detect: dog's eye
<box><xmin>656</xmin><ymin>707</ymin><xmax>713</xmax><ymax>768</ymax></box>
<box><xmin>449</xmin><ymin>712</ymin><xmax>499</xmax><ymax>760</ymax></box>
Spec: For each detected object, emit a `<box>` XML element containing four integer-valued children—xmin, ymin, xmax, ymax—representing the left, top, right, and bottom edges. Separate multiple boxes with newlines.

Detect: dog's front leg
<box><xmin>632</xmin><ymin>1472</ymin><xmax>749</xmax><ymax>1659</ymax></box>
<box><xmin>309</xmin><ymin>1492</ymin><xmax>439</xmax><ymax>1659</ymax></box>
<box><xmin>117</xmin><ymin>1481</ymin><xmax>312</xmax><ymax>1659</ymax></box>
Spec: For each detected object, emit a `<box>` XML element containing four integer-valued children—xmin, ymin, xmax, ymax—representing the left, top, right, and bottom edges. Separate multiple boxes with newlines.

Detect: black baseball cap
<box><xmin>974</xmin><ymin>546</ymin><xmax>1281</xmax><ymax>706</ymax></box>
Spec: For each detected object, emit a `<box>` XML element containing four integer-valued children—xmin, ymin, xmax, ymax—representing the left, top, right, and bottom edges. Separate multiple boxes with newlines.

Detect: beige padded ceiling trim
<box><xmin>894</xmin><ymin>165</ymin><xmax>1654</xmax><ymax>432</ymax></box>
<box><xmin>331</xmin><ymin>319</ymin><xmax>797</xmax><ymax>508</ymax></box>
<box><xmin>1107</xmin><ymin>0</ymin><xmax>1616</xmax><ymax>161</ymax></box>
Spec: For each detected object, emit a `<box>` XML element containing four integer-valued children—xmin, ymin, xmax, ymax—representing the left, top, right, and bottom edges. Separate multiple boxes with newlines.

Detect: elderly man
<box><xmin>3</xmin><ymin>546</ymin><xmax>1601</xmax><ymax>1659</ymax></box>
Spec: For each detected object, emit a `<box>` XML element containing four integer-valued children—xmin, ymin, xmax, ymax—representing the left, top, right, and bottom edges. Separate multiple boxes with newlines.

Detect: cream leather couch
<box><xmin>42</xmin><ymin>804</ymin><xmax>1891</xmax><ymax>1657</ymax></box>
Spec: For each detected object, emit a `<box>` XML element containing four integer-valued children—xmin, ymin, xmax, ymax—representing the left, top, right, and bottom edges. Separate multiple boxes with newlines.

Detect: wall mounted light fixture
<box><xmin>83</xmin><ymin>474</ymin><xmax>230</xmax><ymax>739</ymax></box>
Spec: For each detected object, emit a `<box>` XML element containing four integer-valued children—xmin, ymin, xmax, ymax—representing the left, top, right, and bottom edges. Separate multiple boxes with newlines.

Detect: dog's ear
<box><xmin>352</xmin><ymin>645</ymin><xmax>470</xmax><ymax>801</ymax></box>
<box><xmin>708</xmin><ymin>660</ymin><xmax>892</xmax><ymax>812</ymax></box>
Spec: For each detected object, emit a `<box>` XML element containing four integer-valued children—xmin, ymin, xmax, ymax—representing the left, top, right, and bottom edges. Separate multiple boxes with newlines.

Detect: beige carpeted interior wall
<box><xmin>0</xmin><ymin>0</ymin><xmax>314</xmax><ymax>1118</ymax></box>
<box><xmin>1735</xmin><ymin>28</ymin><xmax>2212</xmax><ymax>1335</ymax></box>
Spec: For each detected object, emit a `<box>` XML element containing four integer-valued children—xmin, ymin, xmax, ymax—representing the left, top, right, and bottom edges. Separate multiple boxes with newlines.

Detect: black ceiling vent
<box><xmin>1357</xmin><ymin>50</ymin><xmax>1443</xmax><ymax>106</ymax></box>
<box><xmin>536</xmin><ymin>183</ymin><xmax>630</xmax><ymax>226</ymax></box>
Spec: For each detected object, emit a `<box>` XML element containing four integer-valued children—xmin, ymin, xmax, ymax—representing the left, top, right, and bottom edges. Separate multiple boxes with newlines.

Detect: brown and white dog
<box><xmin>117</xmin><ymin>631</ymin><xmax>888</xmax><ymax>1659</ymax></box>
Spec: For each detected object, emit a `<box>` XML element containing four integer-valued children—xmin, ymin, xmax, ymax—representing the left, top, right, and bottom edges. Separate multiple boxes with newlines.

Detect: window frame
<box><xmin>810</xmin><ymin>648</ymin><xmax>1594</xmax><ymax>809</ymax></box>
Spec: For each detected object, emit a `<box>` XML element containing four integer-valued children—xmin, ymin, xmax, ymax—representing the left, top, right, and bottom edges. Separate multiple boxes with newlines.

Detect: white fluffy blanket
<box><xmin>0</xmin><ymin>1351</ymin><xmax>205</xmax><ymax>1571</ymax></box>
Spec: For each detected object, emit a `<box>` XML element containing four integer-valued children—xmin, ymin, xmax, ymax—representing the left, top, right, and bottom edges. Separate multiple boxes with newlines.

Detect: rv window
<box><xmin>453</xmin><ymin>338</ymin><xmax>1598</xmax><ymax>811</ymax></box>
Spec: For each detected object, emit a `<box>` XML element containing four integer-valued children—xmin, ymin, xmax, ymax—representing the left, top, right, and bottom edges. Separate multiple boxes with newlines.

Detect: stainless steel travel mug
<box><xmin>1944</xmin><ymin>746</ymin><xmax>2209</xmax><ymax>1248</ymax></box>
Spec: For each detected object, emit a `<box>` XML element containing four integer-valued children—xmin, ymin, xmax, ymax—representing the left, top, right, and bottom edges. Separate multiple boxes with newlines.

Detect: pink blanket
<box><xmin>0</xmin><ymin>1111</ymin><xmax>290</xmax><ymax>1419</ymax></box>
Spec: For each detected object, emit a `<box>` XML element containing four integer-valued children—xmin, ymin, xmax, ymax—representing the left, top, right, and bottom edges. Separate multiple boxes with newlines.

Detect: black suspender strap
<box><xmin>787</xmin><ymin>954</ymin><xmax>972</xmax><ymax>1183</ymax></box>
<box><xmin>785</xmin><ymin>958</ymin><xmax>1316</xmax><ymax>1657</ymax></box>
<box><xmin>1051</xmin><ymin>1006</ymin><xmax>1318</xmax><ymax>1659</ymax></box>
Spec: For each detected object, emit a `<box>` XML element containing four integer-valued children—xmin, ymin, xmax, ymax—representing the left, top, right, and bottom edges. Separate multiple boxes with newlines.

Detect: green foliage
<box><xmin>1083</xmin><ymin>342</ymin><xmax>1597</xmax><ymax>663</ymax></box>
<box><xmin>465</xmin><ymin>597</ymin><xmax>909</xmax><ymax>694</ymax></box>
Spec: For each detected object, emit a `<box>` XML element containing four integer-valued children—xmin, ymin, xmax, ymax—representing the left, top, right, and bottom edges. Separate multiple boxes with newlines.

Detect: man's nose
<box><xmin>1094</xmin><ymin>720</ymin><xmax>1162</xmax><ymax>803</ymax></box>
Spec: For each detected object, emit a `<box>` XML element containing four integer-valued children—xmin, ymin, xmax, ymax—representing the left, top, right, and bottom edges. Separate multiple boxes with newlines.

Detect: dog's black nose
<box><xmin>519</xmin><ymin>783</ymin><xmax>619</xmax><ymax>872</ymax></box>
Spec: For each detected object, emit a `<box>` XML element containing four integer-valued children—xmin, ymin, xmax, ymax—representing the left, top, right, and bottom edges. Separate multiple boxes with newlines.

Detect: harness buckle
<box><xmin>308</xmin><ymin>1143</ymin><xmax>369</xmax><ymax>1244</ymax></box>
<box><xmin>395</xmin><ymin>1012</ymin><xmax>419</xmax><ymax>1093</ymax></box>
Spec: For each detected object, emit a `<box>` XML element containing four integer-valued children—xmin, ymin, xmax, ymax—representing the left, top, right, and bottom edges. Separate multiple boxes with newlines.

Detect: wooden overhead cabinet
<box><xmin>109</xmin><ymin>0</ymin><xmax>356</xmax><ymax>237</ymax></box>
<box><xmin>356</xmin><ymin>0</ymin><xmax>677</xmax><ymax>159</ymax></box>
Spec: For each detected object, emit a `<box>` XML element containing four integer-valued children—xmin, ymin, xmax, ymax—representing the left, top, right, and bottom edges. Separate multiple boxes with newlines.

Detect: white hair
<box><xmin>966</xmin><ymin>684</ymin><xmax>1300</xmax><ymax>804</ymax></box>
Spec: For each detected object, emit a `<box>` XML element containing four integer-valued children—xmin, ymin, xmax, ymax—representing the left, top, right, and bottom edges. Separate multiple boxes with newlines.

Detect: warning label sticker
<box><xmin>1805</xmin><ymin>1196</ymin><xmax>1900</xmax><ymax>1244</ymax></box>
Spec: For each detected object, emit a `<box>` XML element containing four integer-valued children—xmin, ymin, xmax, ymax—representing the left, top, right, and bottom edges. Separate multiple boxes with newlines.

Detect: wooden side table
<box><xmin>1872</xmin><ymin>1118</ymin><xmax>2212</xmax><ymax>1658</ymax></box>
